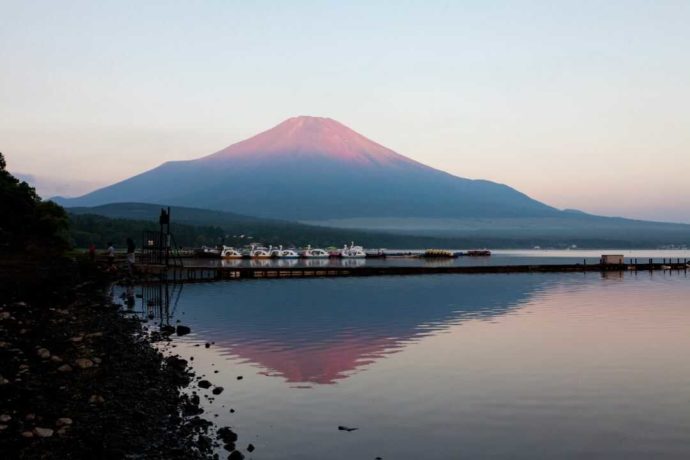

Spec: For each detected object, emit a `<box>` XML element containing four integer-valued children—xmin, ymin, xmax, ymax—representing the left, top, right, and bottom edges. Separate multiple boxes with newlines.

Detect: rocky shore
<box><xmin>0</xmin><ymin>258</ymin><xmax>241</xmax><ymax>459</ymax></box>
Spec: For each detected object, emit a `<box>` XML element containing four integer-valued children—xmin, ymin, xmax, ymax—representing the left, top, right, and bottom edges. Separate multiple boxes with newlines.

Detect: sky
<box><xmin>2</xmin><ymin>0</ymin><xmax>689</xmax><ymax>223</ymax></box>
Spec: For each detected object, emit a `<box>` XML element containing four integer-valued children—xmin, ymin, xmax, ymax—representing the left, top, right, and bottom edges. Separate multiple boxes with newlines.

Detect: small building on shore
<box><xmin>601</xmin><ymin>254</ymin><xmax>624</xmax><ymax>265</ymax></box>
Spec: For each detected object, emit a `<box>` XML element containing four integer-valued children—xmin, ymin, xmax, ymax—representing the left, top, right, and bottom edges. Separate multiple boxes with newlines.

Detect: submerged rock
<box><xmin>338</xmin><ymin>425</ymin><xmax>358</xmax><ymax>432</ymax></box>
<box><xmin>198</xmin><ymin>380</ymin><xmax>212</xmax><ymax>389</ymax></box>
<box><xmin>217</xmin><ymin>426</ymin><xmax>238</xmax><ymax>444</ymax></box>
<box><xmin>212</xmin><ymin>386</ymin><xmax>224</xmax><ymax>395</ymax></box>
<box><xmin>176</xmin><ymin>325</ymin><xmax>191</xmax><ymax>336</ymax></box>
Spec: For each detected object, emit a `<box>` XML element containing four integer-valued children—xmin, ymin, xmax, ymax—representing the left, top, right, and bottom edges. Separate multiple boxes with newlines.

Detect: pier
<box><xmin>135</xmin><ymin>260</ymin><xmax>689</xmax><ymax>284</ymax></box>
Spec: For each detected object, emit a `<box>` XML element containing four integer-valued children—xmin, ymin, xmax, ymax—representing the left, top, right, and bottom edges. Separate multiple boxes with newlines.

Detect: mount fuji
<box><xmin>55</xmin><ymin>116</ymin><xmax>560</xmax><ymax>221</ymax></box>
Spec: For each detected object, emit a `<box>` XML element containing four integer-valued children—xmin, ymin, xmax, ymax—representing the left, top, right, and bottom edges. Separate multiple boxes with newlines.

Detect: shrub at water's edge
<box><xmin>0</xmin><ymin>153</ymin><xmax>70</xmax><ymax>256</ymax></box>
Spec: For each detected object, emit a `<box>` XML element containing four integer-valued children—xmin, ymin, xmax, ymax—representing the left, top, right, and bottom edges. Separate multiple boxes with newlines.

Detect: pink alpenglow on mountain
<box><xmin>56</xmin><ymin>116</ymin><xmax>557</xmax><ymax>220</ymax></box>
<box><xmin>202</xmin><ymin>116</ymin><xmax>420</xmax><ymax>169</ymax></box>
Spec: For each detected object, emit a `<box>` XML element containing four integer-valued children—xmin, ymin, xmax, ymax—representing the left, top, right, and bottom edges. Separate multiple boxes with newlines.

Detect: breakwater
<box><xmin>135</xmin><ymin>260</ymin><xmax>689</xmax><ymax>283</ymax></box>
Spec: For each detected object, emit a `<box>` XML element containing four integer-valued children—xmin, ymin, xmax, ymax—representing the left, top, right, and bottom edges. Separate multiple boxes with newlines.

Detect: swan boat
<box><xmin>340</xmin><ymin>242</ymin><xmax>366</xmax><ymax>258</ymax></box>
<box><xmin>249</xmin><ymin>244</ymin><xmax>272</xmax><ymax>259</ymax></box>
<box><xmin>279</xmin><ymin>247</ymin><xmax>301</xmax><ymax>259</ymax></box>
<box><xmin>268</xmin><ymin>245</ymin><xmax>300</xmax><ymax>259</ymax></box>
<box><xmin>220</xmin><ymin>246</ymin><xmax>243</xmax><ymax>259</ymax></box>
<box><xmin>301</xmin><ymin>245</ymin><xmax>330</xmax><ymax>258</ymax></box>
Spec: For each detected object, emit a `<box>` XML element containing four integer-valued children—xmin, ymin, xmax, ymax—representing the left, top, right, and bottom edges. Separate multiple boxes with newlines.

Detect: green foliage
<box><xmin>0</xmin><ymin>153</ymin><xmax>70</xmax><ymax>255</ymax></box>
<box><xmin>68</xmin><ymin>213</ymin><xmax>226</xmax><ymax>249</ymax></box>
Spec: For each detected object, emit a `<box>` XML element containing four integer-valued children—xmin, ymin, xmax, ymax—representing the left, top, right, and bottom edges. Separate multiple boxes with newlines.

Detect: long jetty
<box><xmin>135</xmin><ymin>260</ymin><xmax>689</xmax><ymax>283</ymax></box>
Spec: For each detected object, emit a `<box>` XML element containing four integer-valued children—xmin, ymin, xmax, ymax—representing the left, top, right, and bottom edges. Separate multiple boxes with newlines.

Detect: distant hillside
<box><xmin>68</xmin><ymin>213</ymin><xmax>225</xmax><ymax>248</ymax></box>
<box><xmin>67</xmin><ymin>203</ymin><xmax>690</xmax><ymax>249</ymax></box>
<box><xmin>305</xmin><ymin>214</ymin><xmax>690</xmax><ymax>245</ymax></box>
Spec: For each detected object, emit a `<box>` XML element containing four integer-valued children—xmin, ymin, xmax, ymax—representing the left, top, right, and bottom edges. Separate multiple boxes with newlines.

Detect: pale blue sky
<box><xmin>2</xmin><ymin>1</ymin><xmax>689</xmax><ymax>222</ymax></box>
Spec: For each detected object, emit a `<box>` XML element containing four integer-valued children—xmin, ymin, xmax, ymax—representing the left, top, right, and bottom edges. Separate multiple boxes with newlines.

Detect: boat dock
<box><xmin>135</xmin><ymin>260</ymin><xmax>689</xmax><ymax>283</ymax></box>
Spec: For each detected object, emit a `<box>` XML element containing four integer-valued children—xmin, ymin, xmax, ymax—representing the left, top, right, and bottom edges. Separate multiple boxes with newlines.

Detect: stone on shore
<box><xmin>37</xmin><ymin>348</ymin><xmax>51</xmax><ymax>359</ymax></box>
<box><xmin>56</xmin><ymin>417</ymin><xmax>72</xmax><ymax>427</ymax></box>
<box><xmin>75</xmin><ymin>358</ymin><xmax>94</xmax><ymax>369</ymax></box>
<box><xmin>89</xmin><ymin>394</ymin><xmax>105</xmax><ymax>404</ymax></box>
<box><xmin>34</xmin><ymin>427</ymin><xmax>54</xmax><ymax>438</ymax></box>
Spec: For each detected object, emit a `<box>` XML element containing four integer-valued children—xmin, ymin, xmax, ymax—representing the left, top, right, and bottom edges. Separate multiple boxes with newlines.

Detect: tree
<box><xmin>0</xmin><ymin>152</ymin><xmax>69</xmax><ymax>255</ymax></box>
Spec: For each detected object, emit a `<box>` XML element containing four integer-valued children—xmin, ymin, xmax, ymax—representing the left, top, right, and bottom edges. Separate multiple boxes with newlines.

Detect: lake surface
<box><xmin>185</xmin><ymin>249</ymin><xmax>690</xmax><ymax>269</ymax></box>
<box><xmin>117</xmin><ymin>270</ymin><xmax>690</xmax><ymax>459</ymax></box>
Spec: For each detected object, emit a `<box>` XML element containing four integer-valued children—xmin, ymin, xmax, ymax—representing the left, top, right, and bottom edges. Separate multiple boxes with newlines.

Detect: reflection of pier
<box><xmin>125</xmin><ymin>282</ymin><xmax>183</xmax><ymax>326</ymax></box>
<box><xmin>135</xmin><ymin>260</ymin><xmax>689</xmax><ymax>284</ymax></box>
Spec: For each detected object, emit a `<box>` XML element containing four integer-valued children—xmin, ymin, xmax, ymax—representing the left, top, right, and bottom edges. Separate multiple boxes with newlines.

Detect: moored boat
<box><xmin>194</xmin><ymin>246</ymin><xmax>221</xmax><ymax>258</ymax></box>
<box><xmin>366</xmin><ymin>249</ymin><xmax>386</xmax><ymax>258</ymax></box>
<box><xmin>220</xmin><ymin>246</ymin><xmax>243</xmax><ymax>259</ymax></box>
<box><xmin>301</xmin><ymin>245</ymin><xmax>330</xmax><ymax>258</ymax></box>
<box><xmin>465</xmin><ymin>249</ymin><xmax>491</xmax><ymax>256</ymax></box>
<box><xmin>269</xmin><ymin>245</ymin><xmax>283</xmax><ymax>258</ymax></box>
<box><xmin>249</xmin><ymin>244</ymin><xmax>271</xmax><ymax>259</ymax></box>
<box><xmin>340</xmin><ymin>242</ymin><xmax>366</xmax><ymax>258</ymax></box>
<box><xmin>423</xmin><ymin>249</ymin><xmax>458</xmax><ymax>258</ymax></box>
<box><xmin>279</xmin><ymin>248</ymin><xmax>300</xmax><ymax>259</ymax></box>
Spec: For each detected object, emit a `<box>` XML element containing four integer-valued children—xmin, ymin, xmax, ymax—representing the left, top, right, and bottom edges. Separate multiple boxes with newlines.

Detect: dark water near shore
<box><xmin>117</xmin><ymin>270</ymin><xmax>690</xmax><ymax>459</ymax></box>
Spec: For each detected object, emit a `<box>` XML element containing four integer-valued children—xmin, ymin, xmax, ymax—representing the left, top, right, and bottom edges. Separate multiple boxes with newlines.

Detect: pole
<box><xmin>165</xmin><ymin>206</ymin><xmax>171</xmax><ymax>268</ymax></box>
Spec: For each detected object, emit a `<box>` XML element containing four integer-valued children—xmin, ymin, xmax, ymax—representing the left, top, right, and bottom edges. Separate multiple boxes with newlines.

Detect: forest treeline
<box><xmin>0</xmin><ymin>153</ymin><xmax>69</xmax><ymax>256</ymax></box>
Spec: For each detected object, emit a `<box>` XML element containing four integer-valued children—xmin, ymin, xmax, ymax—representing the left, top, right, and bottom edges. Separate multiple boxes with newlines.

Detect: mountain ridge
<box><xmin>54</xmin><ymin>116</ymin><xmax>559</xmax><ymax>221</ymax></box>
<box><xmin>67</xmin><ymin>202</ymin><xmax>690</xmax><ymax>248</ymax></box>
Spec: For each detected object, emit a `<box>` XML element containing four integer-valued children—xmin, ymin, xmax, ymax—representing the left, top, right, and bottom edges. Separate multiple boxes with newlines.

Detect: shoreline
<box><xmin>0</xmin><ymin>258</ymin><xmax>245</xmax><ymax>459</ymax></box>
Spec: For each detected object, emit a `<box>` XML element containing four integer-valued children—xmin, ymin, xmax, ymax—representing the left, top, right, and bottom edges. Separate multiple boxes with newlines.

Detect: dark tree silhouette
<box><xmin>0</xmin><ymin>152</ymin><xmax>69</xmax><ymax>255</ymax></box>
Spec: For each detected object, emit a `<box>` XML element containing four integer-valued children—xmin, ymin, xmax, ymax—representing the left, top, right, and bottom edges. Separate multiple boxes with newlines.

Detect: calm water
<box><xmin>117</xmin><ymin>270</ymin><xmax>690</xmax><ymax>459</ymax></box>
<box><xmin>185</xmin><ymin>249</ymin><xmax>690</xmax><ymax>269</ymax></box>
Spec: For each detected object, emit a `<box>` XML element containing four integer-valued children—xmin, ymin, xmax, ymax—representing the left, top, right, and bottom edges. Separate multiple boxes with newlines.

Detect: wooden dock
<box><xmin>135</xmin><ymin>261</ymin><xmax>690</xmax><ymax>283</ymax></box>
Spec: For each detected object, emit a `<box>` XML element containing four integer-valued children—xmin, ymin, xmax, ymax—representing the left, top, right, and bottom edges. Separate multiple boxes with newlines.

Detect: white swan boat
<box><xmin>269</xmin><ymin>245</ymin><xmax>282</xmax><ymax>258</ymax></box>
<box><xmin>301</xmin><ymin>245</ymin><xmax>330</xmax><ymax>258</ymax></box>
<box><xmin>279</xmin><ymin>247</ymin><xmax>300</xmax><ymax>259</ymax></box>
<box><xmin>340</xmin><ymin>242</ymin><xmax>366</xmax><ymax>258</ymax></box>
<box><xmin>220</xmin><ymin>246</ymin><xmax>243</xmax><ymax>259</ymax></box>
<box><xmin>250</xmin><ymin>244</ymin><xmax>272</xmax><ymax>259</ymax></box>
<box><xmin>267</xmin><ymin>245</ymin><xmax>300</xmax><ymax>259</ymax></box>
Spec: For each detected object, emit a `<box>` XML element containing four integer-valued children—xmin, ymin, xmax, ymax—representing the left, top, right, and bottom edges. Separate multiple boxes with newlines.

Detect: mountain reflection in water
<box><xmin>123</xmin><ymin>275</ymin><xmax>557</xmax><ymax>385</ymax></box>
<box><xmin>114</xmin><ymin>272</ymin><xmax>690</xmax><ymax>460</ymax></box>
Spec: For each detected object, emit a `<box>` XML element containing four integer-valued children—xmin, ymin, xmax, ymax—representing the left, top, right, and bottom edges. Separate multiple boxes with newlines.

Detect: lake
<box><xmin>116</xmin><ymin>269</ymin><xmax>690</xmax><ymax>459</ymax></box>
